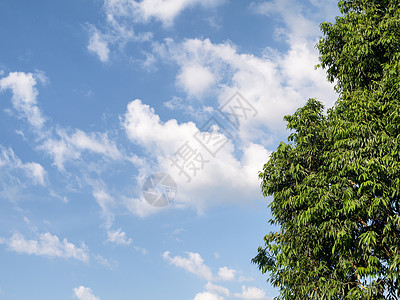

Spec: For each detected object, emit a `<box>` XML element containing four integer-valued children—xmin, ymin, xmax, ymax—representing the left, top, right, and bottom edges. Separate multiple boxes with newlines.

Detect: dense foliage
<box><xmin>253</xmin><ymin>0</ymin><xmax>400</xmax><ymax>298</ymax></box>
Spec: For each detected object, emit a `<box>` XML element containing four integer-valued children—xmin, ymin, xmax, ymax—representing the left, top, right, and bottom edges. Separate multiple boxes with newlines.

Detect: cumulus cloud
<box><xmin>106</xmin><ymin>228</ymin><xmax>132</xmax><ymax>245</ymax></box>
<box><xmin>1</xmin><ymin>0</ymin><xmax>339</xmax><ymax>250</ymax></box>
<box><xmin>0</xmin><ymin>232</ymin><xmax>89</xmax><ymax>263</ymax></box>
<box><xmin>233</xmin><ymin>286</ymin><xmax>269</xmax><ymax>300</ymax></box>
<box><xmin>217</xmin><ymin>266</ymin><xmax>236</xmax><ymax>281</ymax></box>
<box><xmin>84</xmin><ymin>0</ymin><xmax>338</xmax><ymax>218</ymax></box>
<box><xmin>73</xmin><ymin>286</ymin><xmax>100</xmax><ymax>300</ymax></box>
<box><xmin>122</xmin><ymin>99</ymin><xmax>270</xmax><ymax>214</ymax></box>
<box><xmin>163</xmin><ymin>251</ymin><xmax>239</xmax><ymax>282</ymax></box>
<box><xmin>0</xmin><ymin>71</ymin><xmax>45</xmax><ymax>130</ymax></box>
<box><xmin>177</xmin><ymin>64</ymin><xmax>215</xmax><ymax>98</ymax></box>
<box><xmin>153</xmin><ymin>36</ymin><xmax>336</xmax><ymax>142</ymax></box>
<box><xmin>193</xmin><ymin>291</ymin><xmax>224</xmax><ymax>300</ymax></box>
<box><xmin>203</xmin><ymin>282</ymin><xmax>270</xmax><ymax>300</ymax></box>
<box><xmin>123</xmin><ymin>99</ymin><xmax>197</xmax><ymax>154</ymax></box>
<box><xmin>144</xmin><ymin>0</ymin><xmax>338</xmax><ymax>151</ymax></box>
<box><xmin>195</xmin><ymin>282</ymin><xmax>271</xmax><ymax>300</ymax></box>
<box><xmin>163</xmin><ymin>251</ymin><xmax>214</xmax><ymax>281</ymax></box>
<box><xmin>205</xmin><ymin>282</ymin><xmax>230</xmax><ymax>297</ymax></box>
<box><xmin>162</xmin><ymin>252</ymin><xmax>270</xmax><ymax>300</ymax></box>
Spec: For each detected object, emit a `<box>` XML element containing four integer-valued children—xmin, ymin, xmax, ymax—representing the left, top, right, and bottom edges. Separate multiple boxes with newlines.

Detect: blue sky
<box><xmin>0</xmin><ymin>1</ymin><xmax>339</xmax><ymax>299</ymax></box>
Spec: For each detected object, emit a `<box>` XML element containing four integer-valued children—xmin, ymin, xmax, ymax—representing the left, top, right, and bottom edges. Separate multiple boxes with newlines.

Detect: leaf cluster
<box><xmin>253</xmin><ymin>1</ymin><xmax>400</xmax><ymax>298</ymax></box>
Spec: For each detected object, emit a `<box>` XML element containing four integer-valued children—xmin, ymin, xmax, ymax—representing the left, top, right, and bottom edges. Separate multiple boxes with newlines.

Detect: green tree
<box><xmin>253</xmin><ymin>1</ymin><xmax>400</xmax><ymax>299</ymax></box>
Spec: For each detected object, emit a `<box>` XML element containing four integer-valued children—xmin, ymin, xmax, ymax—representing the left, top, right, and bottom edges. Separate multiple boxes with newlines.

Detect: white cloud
<box><xmin>106</xmin><ymin>228</ymin><xmax>132</xmax><ymax>245</ymax></box>
<box><xmin>193</xmin><ymin>291</ymin><xmax>224</xmax><ymax>300</ymax></box>
<box><xmin>205</xmin><ymin>282</ymin><xmax>230</xmax><ymax>297</ymax></box>
<box><xmin>104</xmin><ymin>0</ymin><xmax>224</xmax><ymax>27</ymax></box>
<box><xmin>64</xmin><ymin>129</ymin><xmax>122</xmax><ymax>159</ymax></box>
<box><xmin>40</xmin><ymin>128</ymin><xmax>122</xmax><ymax>171</ymax></box>
<box><xmin>248</xmin><ymin>2</ymin><xmax>274</xmax><ymax>16</ymax></box>
<box><xmin>149</xmin><ymin>1</ymin><xmax>338</xmax><ymax>145</ymax></box>
<box><xmin>87</xmin><ymin>27</ymin><xmax>110</xmax><ymax>62</ymax></box>
<box><xmin>238</xmin><ymin>275</ymin><xmax>255</xmax><ymax>283</ymax></box>
<box><xmin>123</xmin><ymin>99</ymin><xmax>198</xmax><ymax>154</ymax></box>
<box><xmin>250</xmin><ymin>0</ymin><xmax>337</xmax><ymax>43</ymax></box>
<box><xmin>203</xmin><ymin>282</ymin><xmax>270</xmax><ymax>300</ymax></box>
<box><xmin>162</xmin><ymin>251</ymin><xmax>239</xmax><ymax>283</ymax></box>
<box><xmin>177</xmin><ymin>64</ymin><xmax>215</xmax><ymax>97</ymax></box>
<box><xmin>163</xmin><ymin>251</ymin><xmax>213</xmax><ymax>281</ymax></box>
<box><xmin>217</xmin><ymin>266</ymin><xmax>236</xmax><ymax>281</ymax></box>
<box><xmin>33</xmin><ymin>69</ymin><xmax>49</xmax><ymax>85</ymax></box>
<box><xmin>163</xmin><ymin>96</ymin><xmax>214</xmax><ymax>121</ymax></box>
<box><xmin>86</xmin><ymin>17</ymin><xmax>152</xmax><ymax>63</ymax></box>
<box><xmin>153</xmin><ymin>36</ymin><xmax>336</xmax><ymax>142</ymax></box>
<box><xmin>0</xmin><ymin>232</ymin><xmax>89</xmax><ymax>263</ymax></box>
<box><xmin>0</xmin><ymin>71</ymin><xmax>123</xmax><ymax>174</ymax></box>
<box><xmin>141</xmin><ymin>52</ymin><xmax>157</xmax><ymax>71</ymax></box>
<box><xmin>233</xmin><ymin>286</ymin><xmax>269</xmax><ymax>300</ymax></box>
<box><xmin>87</xmin><ymin>0</ymin><xmax>224</xmax><ymax>62</ymax></box>
<box><xmin>0</xmin><ymin>71</ymin><xmax>45</xmax><ymax>130</ymax></box>
<box><xmin>73</xmin><ymin>286</ymin><xmax>100</xmax><ymax>300</ymax></box>
<box><xmin>137</xmin><ymin>0</ymin><xmax>212</xmax><ymax>26</ymax></box>
<box><xmin>249</xmin><ymin>1</ymin><xmax>317</xmax><ymax>43</ymax></box>
<box><xmin>134</xmin><ymin>245</ymin><xmax>148</xmax><ymax>255</ymax></box>
<box><xmin>23</xmin><ymin>162</ymin><xmax>46</xmax><ymax>186</ymax></box>
<box><xmin>93</xmin><ymin>189</ymin><xmax>116</xmax><ymax>228</ymax></box>
<box><xmin>122</xmin><ymin>196</ymin><xmax>161</xmax><ymax>218</ymax></box>
<box><xmin>95</xmin><ymin>254</ymin><xmax>117</xmax><ymax>269</ymax></box>
<box><xmin>122</xmin><ymin>99</ymin><xmax>270</xmax><ymax>214</ymax></box>
<box><xmin>39</xmin><ymin>137</ymin><xmax>80</xmax><ymax>171</ymax></box>
<box><xmin>0</xmin><ymin>146</ymin><xmax>47</xmax><ymax>186</ymax></box>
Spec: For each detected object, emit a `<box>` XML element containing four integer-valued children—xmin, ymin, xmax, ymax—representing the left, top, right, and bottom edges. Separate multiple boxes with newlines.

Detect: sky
<box><xmin>0</xmin><ymin>1</ymin><xmax>340</xmax><ymax>299</ymax></box>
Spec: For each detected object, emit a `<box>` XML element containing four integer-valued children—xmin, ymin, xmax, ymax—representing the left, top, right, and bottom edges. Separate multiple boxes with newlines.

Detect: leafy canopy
<box><xmin>253</xmin><ymin>0</ymin><xmax>400</xmax><ymax>299</ymax></box>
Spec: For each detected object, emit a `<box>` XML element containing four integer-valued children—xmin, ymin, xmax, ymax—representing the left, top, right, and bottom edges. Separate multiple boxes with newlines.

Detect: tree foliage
<box><xmin>253</xmin><ymin>0</ymin><xmax>400</xmax><ymax>298</ymax></box>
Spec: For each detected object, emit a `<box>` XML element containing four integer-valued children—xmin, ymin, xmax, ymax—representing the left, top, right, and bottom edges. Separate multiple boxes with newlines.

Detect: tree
<box><xmin>253</xmin><ymin>0</ymin><xmax>400</xmax><ymax>298</ymax></box>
